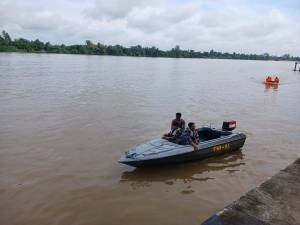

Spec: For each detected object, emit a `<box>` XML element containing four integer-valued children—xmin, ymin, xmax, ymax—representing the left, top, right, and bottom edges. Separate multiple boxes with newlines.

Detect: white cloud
<box><xmin>0</xmin><ymin>0</ymin><xmax>299</xmax><ymax>56</ymax></box>
<box><xmin>126</xmin><ymin>3</ymin><xmax>200</xmax><ymax>34</ymax></box>
<box><xmin>84</xmin><ymin>0</ymin><xmax>162</xmax><ymax>20</ymax></box>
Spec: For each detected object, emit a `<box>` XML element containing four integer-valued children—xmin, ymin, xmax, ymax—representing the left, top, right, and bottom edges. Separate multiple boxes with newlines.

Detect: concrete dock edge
<box><xmin>201</xmin><ymin>158</ymin><xmax>300</xmax><ymax>225</ymax></box>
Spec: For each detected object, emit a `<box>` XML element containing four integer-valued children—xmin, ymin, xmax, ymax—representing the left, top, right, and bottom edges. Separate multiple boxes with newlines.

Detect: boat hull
<box><xmin>119</xmin><ymin>133</ymin><xmax>246</xmax><ymax>167</ymax></box>
<box><xmin>264</xmin><ymin>81</ymin><xmax>279</xmax><ymax>85</ymax></box>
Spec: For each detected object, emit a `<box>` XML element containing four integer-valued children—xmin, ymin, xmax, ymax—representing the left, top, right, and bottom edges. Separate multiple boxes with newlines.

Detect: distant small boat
<box><xmin>264</xmin><ymin>75</ymin><xmax>280</xmax><ymax>85</ymax></box>
<box><xmin>119</xmin><ymin>121</ymin><xmax>246</xmax><ymax>167</ymax></box>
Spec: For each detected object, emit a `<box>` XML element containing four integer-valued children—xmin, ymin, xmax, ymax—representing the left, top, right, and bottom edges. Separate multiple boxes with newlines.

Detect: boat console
<box><xmin>198</xmin><ymin>127</ymin><xmax>231</xmax><ymax>142</ymax></box>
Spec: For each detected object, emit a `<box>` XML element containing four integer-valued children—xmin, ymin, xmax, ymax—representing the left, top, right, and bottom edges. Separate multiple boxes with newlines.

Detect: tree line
<box><xmin>0</xmin><ymin>30</ymin><xmax>299</xmax><ymax>61</ymax></box>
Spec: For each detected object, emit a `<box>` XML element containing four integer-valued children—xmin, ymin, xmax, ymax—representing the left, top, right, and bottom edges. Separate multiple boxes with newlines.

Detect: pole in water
<box><xmin>293</xmin><ymin>62</ymin><xmax>297</xmax><ymax>71</ymax></box>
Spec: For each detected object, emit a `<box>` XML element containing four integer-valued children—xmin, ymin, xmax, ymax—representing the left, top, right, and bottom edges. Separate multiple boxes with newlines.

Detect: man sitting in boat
<box><xmin>162</xmin><ymin>121</ymin><xmax>183</xmax><ymax>142</ymax></box>
<box><xmin>177</xmin><ymin>122</ymin><xmax>199</xmax><ymax>151</ymax></box>
<box><xmin>171</xmin><ymin>112</ymin><xmax>185</xmax><ymax>130</ymax></box>
<box><xmin>274</xmin><ymin>76</ymin><xmax>279</xmax><ymax>83</ymax></box>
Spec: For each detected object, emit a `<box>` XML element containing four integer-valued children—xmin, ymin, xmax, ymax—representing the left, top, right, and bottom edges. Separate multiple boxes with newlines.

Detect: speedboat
<box><xmin>119</xmin><ymin>121</ymin><xmax>246</xmax><ymax>167</ymax></box>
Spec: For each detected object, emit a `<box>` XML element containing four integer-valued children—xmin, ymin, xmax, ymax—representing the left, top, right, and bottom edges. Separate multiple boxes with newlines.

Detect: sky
<box><xmin>0</xmin><ymin>0</ymin><xmax>299</xmax><ymax>56</ymax></box>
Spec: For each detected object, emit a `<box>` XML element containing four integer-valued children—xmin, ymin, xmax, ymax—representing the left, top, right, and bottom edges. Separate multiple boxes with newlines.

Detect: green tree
<box><xmin>2</xmin><ymin>30</ymin><xmax>12</xmax><ymax>44</ymax></box>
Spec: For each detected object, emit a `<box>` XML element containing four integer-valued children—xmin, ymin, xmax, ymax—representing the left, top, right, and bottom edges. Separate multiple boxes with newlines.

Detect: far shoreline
<box><xmin>0</xmin><ymin>51</ymin><xmax>298</xmax><ymax>62</ymax></box>
<box><xmin>1</xmin><ymin>31</ymin><xmax>299</xmax><ymax>62</ymax></box>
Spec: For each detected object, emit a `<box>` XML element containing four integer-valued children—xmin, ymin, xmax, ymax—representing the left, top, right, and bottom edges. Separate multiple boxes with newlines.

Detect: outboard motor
<box><xmin>222</xmin><ymin>120</ymin><xmax>236</xmax><ymax>131</ymax></box>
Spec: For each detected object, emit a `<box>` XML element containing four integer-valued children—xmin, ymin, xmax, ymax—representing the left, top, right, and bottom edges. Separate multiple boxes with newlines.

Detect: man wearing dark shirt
<box><xmin>162</xmin><ymin>121</ymin><xmax>183</xmax><ymax>142</ymax></box>
<box><xmin>171</xmin><ymin>112</ymin><xmax>185</xmax><ymax>130</ymax></box>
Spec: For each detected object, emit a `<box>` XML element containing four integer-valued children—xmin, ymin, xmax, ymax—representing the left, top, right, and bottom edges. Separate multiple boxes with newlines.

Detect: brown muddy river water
<box><xmin>0</xmin><ymin>53</ymin><xmax>300</xmax><ymax>225</ymax></box>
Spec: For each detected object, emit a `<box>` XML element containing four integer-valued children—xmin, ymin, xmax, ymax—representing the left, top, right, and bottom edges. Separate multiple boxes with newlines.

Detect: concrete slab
<box><xmin>201</xmin><ymin>158</ymin><xmax>300</xmax><ymax>225</ymax></box>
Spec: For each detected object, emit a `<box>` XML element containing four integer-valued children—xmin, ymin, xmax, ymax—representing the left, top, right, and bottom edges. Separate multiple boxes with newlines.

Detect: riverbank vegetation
<box><xmin>1</xmin><ymin>30</ymin><xmax>299</xmax><ymax>61</ymax></box>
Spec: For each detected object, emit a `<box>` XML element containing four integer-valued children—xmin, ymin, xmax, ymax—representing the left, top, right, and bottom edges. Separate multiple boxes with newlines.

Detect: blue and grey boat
<box><xmin>119</xmin><ymin>121</ymin><xmax>246</xmax><ymax>167</ymax></box>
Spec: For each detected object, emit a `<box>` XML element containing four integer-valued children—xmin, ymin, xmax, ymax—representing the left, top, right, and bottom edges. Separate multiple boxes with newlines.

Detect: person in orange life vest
<box><xmin>266</xmin><ymin>76</ymin><xmax>272</xmax><ymax>83</ymax></box>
